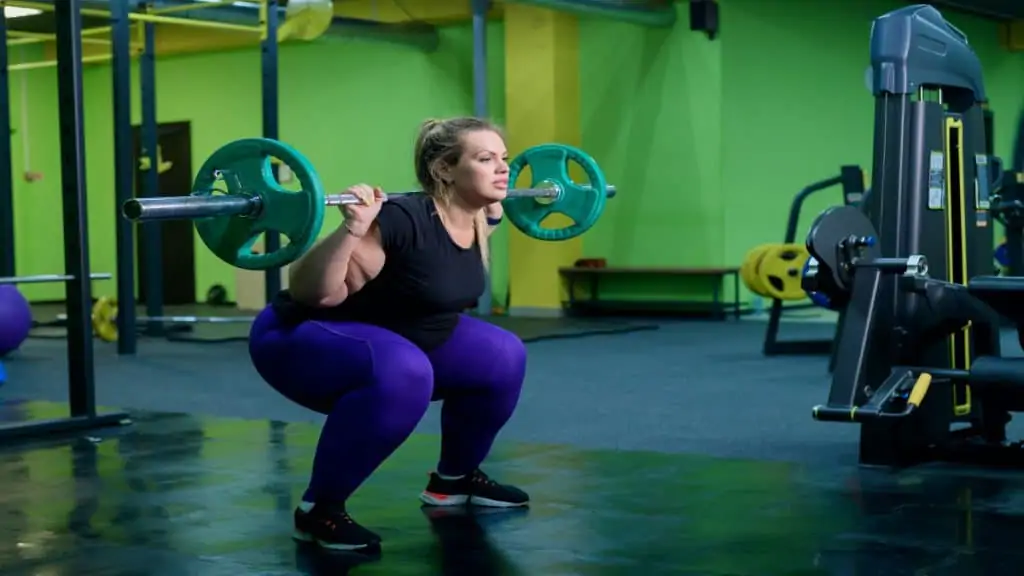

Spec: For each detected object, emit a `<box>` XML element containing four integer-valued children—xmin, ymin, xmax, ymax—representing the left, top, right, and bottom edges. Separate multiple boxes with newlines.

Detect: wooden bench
<box><xmin>558</xmin><ymin>266</ymin><xmax>740</xmax><ymax>319</ymax></box>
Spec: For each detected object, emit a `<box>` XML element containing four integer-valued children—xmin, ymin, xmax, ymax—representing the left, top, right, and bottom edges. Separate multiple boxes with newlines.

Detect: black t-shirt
<box><xmin>272</xmin><ymin>194</ymin><xmax>486</xmax><ymax>351</ymax></box>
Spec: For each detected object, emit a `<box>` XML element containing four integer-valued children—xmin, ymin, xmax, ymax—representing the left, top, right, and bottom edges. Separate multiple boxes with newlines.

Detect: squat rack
<box><xmin>0</xmin><ymin>0</ymin><xmax>130</xmax><ymax>439</ymax></box>
<box><xmin>0</xmin><ymin>0</ymin><xmax>282</xmax><ymax>439</ymax></box>
<box><xmin>2</xmin><ymin>0</ymin><xmax>283</xmax><ymax>355</ymax></box>
<box><xmin>120</xmin><ymin>0</ymin><xmax>284</xmax><ymax>354</ymax></box>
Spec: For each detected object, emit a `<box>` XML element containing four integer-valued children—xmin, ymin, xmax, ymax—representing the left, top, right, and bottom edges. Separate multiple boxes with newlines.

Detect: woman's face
<box><xmin>449</xmin><ymin>129</ymin><xmax>509</xmax><ymax>206</ymax></box>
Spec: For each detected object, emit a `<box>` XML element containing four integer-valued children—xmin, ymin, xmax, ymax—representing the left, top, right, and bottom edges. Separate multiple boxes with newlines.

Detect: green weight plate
<box><xmin>192</xmin><ymin>138</ymin><xmax>326</xmax><ymax>271</ymax></box>
<box><xmin>505</xmin><ymin>144</ymin><xmax>608</xmax><ymax>241</ymax></box>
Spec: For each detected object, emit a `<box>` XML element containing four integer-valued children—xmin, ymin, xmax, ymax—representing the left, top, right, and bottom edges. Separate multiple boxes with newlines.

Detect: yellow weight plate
<box><xmin>755</xmin><ymin>243</ymin><xmax>810</xmax><ymax>301</ymax></box>
<box><xmin>92</xmin><ymin>296</ymin><xmax>118</xmax><ymax>342</ymax></box>
<box><xmin>741</xmin><ymin>244</ymin><xmax>776</xmax><ymax>297</ymax></box>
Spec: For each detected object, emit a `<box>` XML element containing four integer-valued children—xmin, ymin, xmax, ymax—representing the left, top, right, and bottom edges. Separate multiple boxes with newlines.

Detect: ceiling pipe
<box><xmin>504</xmin><ymin>0</ymin><xmax>677</xmax><ymax>27</ymax></box>
<box><xmin>147</xmin><ymin>0</ymin><xmax>440</xmax><ymax>51</ymax></box>
<box><xmin>48</xmin><ymin>0</ymin><xmax>440</xmax><ymax>51</ymax></box>
<box><xmin>318</xmin><ymin>18</ymin><xmax>439</xmax><ymax>51</ymax></box>
<box><xmin>920</xmin><ymin>0</ymin><xmax>1019</xmax><ymax>21</ymax></box>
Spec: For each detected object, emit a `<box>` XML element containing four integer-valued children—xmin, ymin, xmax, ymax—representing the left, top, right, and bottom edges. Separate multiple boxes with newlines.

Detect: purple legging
<box><xmin>248</xmin><ymin>307</ymin><xmax>527</xmax><ymax>506</ymax></box>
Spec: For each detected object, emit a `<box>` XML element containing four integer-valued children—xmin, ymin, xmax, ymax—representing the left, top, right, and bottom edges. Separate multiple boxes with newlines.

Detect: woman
<box><xmin>248</xmin><ymin>116</ymin><xmax>530</xmax><ymax>552</ymax></box>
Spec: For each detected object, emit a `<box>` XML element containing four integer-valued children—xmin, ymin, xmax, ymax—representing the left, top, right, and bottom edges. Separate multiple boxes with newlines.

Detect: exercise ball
<box><xmin>0</xmin><ymin>286</ymin><xmax>31</xmax><ymax>356</ymax></box>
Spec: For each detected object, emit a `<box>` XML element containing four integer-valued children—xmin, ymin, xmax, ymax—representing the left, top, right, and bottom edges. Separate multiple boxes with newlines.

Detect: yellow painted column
<box><xmin>504</xmin><ymin>4</ymin><xmax>581</xmax><ymax>313</ymax></box>
<box><xmin>1000</xmin><ymin>21</ymin><xmax>1024</xmax><ymax>51</ymax></box>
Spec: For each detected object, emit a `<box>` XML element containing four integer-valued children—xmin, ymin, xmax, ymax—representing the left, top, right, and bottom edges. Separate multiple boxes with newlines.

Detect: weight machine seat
<box><xmin>967</xmin><ymin>276</ymin><xmax>1024</xmax><ymax>350</ymax></box>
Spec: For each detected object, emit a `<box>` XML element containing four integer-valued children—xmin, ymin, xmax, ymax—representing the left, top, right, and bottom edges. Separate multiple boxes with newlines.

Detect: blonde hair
<box><xmin>414</xmin><ymin>116</ymin><xmax>502</xmax><ymax>268</ymax></box>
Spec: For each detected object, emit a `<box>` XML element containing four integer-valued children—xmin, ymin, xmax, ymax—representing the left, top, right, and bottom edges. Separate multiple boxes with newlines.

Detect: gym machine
<box><xmin>803</xmin><ymin>4</ymin><xmax>1024</xmax><ymax>468</ymax></box>
<box><xmin>762</xmin><ymin>166</ymin><xmax>866</xmax><ymax>358</ymax></box>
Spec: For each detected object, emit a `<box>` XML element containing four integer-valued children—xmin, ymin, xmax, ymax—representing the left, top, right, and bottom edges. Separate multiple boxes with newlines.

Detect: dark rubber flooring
<box><xmin>1</xmin><ymin>315</ymin><xmax>1024</xmax><ymax>574</ymax></box>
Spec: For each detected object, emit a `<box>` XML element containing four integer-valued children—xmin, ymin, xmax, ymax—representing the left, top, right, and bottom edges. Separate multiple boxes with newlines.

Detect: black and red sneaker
<box><xmin>419</xmin><ymin>469</ymin><xmax>530</xmax><ymax>508</ymax></box>
<box><xmin>292</xmin><ymin>502</ymin><xmax>382</xmax><ymax>552</ymax></box>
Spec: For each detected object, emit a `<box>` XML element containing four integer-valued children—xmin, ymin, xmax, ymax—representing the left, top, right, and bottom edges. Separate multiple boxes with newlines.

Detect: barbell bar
<box><xmin>118</xmin><ymin>138</ymin><xmax>615</xmax><ymax>271</ymax></box>
<box><xmin>121</xmin><ymin>183</ymin><xmax>617</xmax><ymax>222</ymax></box>
<box><xmin>0</xmin><ymin>273</ymin><xmax>112</xmax><ymax>285</ymax></box>
<box><xmin>89</xmin><ymin>296</ymin><xmax>256</xmax><ymax>342</ymax></box>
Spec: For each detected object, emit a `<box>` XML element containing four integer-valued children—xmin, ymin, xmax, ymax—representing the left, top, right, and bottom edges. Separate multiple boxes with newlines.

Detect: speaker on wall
<box><xmin>689</xmin><ymin>0</ymin><xmax>719</xmax><ymax>40</ymax></box>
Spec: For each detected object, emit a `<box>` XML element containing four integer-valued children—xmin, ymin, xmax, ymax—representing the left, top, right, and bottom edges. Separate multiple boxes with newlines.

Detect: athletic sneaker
<box><xmin>420</xmin><ymin>468</ymin><xmax>530</xmax><ymax>508</ymax></box>
<box><xmin>292</xmin><ymin>502</ymin><xmax>382</xmax><ymax>552</ymax></box>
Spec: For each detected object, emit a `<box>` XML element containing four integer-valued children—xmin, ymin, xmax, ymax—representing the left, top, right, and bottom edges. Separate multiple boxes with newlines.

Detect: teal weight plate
<box><xmin>192</xmin><ymin>138</ymin><xmax>326</xmax><ymax>271</ymax></box>
<box><xmin>505</xmin><ymin>144</ymin><xmax>607</xmax><ymax>241</ymax></box>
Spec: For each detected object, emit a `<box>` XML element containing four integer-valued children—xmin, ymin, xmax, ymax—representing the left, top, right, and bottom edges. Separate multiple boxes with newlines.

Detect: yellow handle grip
<box><xmin>907</xmin><ymin>372</ymin><xmax>932</xmax><ymax>407</ymax></box>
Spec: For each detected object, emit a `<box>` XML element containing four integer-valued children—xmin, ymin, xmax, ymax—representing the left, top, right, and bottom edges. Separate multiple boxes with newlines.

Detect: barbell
<box><xmin>121</xmin><ymin>138</ymin><xmax>617</xmax><ymax>271</ymax></box>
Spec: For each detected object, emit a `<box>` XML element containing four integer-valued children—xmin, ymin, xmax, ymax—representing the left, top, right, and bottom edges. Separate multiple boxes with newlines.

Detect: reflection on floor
<box><xmin>0</xmin><ymin>400</ymin><xmax>1022</xmax><ymax>575</ymax></box>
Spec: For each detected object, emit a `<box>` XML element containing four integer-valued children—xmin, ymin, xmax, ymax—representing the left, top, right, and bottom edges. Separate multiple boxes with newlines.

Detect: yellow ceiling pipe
<box><xmin>149</xmin><ymin>0</ymin><xmax>239</xmax><ymax>16</ymax></box>
<box><xmin>7</xmin><ymin>29</ymin><xmax>135</xmax><ymax>47</ymax></box>
<box><xmin>6</xmin><ymin>21</ymin><xmax>142</xmax><ymax>48</ymax></box>
<box><xmin>8</xmin><ymin>53</ymin><xmax>121</xmax><ymax>72</ymax></box>
<box><xmin>331</xmin><ymin>0</ymin><xmax>502</xmax><ymax>25</ymax></box>
<box><xmin>19</xmin><ymin>0</ymin><xmax>433</xmax><ymax>60</ymax></box>
<box><xmin>7</xmin><ymin>37</ymin><xmax>45</xmax><ymax>46</ymax></box>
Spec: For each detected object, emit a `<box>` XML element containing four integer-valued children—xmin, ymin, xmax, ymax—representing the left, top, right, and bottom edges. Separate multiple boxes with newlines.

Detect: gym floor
<box><xmin>2</xmin><ymin>310</ymin><xmax>1023</xmax><ymax>575</ymax></box>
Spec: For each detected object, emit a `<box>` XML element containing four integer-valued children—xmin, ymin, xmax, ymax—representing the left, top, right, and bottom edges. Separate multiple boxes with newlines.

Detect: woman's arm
<box><xmin>288</xmin><ymin>197</ymin><xmax>416</xmax><ymax>307</ymax></box>
<box><xmin>288</xmin><ymin>224</ymin><xmax>379</xmax><ymax>307</ymax></box>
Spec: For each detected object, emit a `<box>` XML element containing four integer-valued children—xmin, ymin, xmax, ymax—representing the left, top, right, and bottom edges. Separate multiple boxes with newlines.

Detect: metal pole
<box><xmin>0</xmin><ymin>14</ymin><xmax>14</xmax><ymax>278</ymax></box>
<box><xmin>472</xmin><ymin>0</ymin><xmax>491</xmax><ymax>317</ymax></box>
<box><xmin>54</xmin><ymin>0</ymin><xmax>97</xmax><ymax>418</ymax></box>
<box><xmin>8</xmin><ymin>53</ymin><xmax>112</xmax><ymax>72</ymax></box>
<box><xmin>140</xmin><ymin>19</ymin><xmax>163</xmax><ymax>336</ymax></box>
<box><xmin>111</xmin><ymin>0</ymin><xmax>136</xmax><ymax>355</ymax></box>
<box><xmin>262</xmin><ymin>0</ymin><xmax>282</xmax><ymax>304</ymax></box>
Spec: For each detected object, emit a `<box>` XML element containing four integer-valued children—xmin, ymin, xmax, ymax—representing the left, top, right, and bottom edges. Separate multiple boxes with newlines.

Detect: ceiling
<box><xmin>922</xmin><ymin>0</ymin><xmax>1024</xmax><ymax>20</ymax></box>
<box><xmin>3</xmin><ymin>1</ymin><xmax>1020</xmax><ymax>51</ymax></box>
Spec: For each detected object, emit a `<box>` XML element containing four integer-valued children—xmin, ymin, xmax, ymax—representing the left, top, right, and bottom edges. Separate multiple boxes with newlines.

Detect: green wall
<box><xmin>10</xmin><ymin>2</ymin><xmax>1024</xmax><ymax>309</ymax></box>
<box><xmin>576</xmin><ymin>0</ymin><xmax>1024</xmax><ymax>307</ymax></box>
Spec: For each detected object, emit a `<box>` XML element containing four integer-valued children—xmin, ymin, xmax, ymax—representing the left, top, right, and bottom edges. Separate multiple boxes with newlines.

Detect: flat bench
<box><xmin>558</xmin><ymin>266</ymin><xmax>741</xmax><ymax>319</ymax></box>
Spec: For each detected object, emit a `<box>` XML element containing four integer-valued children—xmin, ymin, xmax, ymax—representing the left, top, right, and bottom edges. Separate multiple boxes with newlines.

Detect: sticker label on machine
<box><xmin>974</xmin><ymin>153</ymin><xmax>991</xmax><ymax>209</ymax></box>
<box><xmin>974</xmin><ymin>154</ymin><xmax>990</xmax><ymax>227</ymax></box>
<box><xmin>928</xmin><ymin>151</ymin><xmax>945</xmax><ymax>210</ymax></box>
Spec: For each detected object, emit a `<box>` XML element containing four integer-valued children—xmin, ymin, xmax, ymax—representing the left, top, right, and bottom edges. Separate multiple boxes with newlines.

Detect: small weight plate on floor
<box><xmin>193</xmin><ymin>138</ymin><xmax>326</xmax><ymax>271</ymax></box>
<box><xmin>505</xmin><ymin>144</ymin><xmax>608</xmax><ymax>241</ymax></box>
<box><xmin>741</xmin><ymin>244</ymin><xmax>775</xmax><ymax>297</ymax></box>
<box><xmin>92</xmin><ymin>297</ymin><xmax>118</xmax><ymax>342</ymax></box>
<box><xmin>755</xmin><ymin>243</ymin><xmax>810</xmax><ymax>301</ymax></box>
